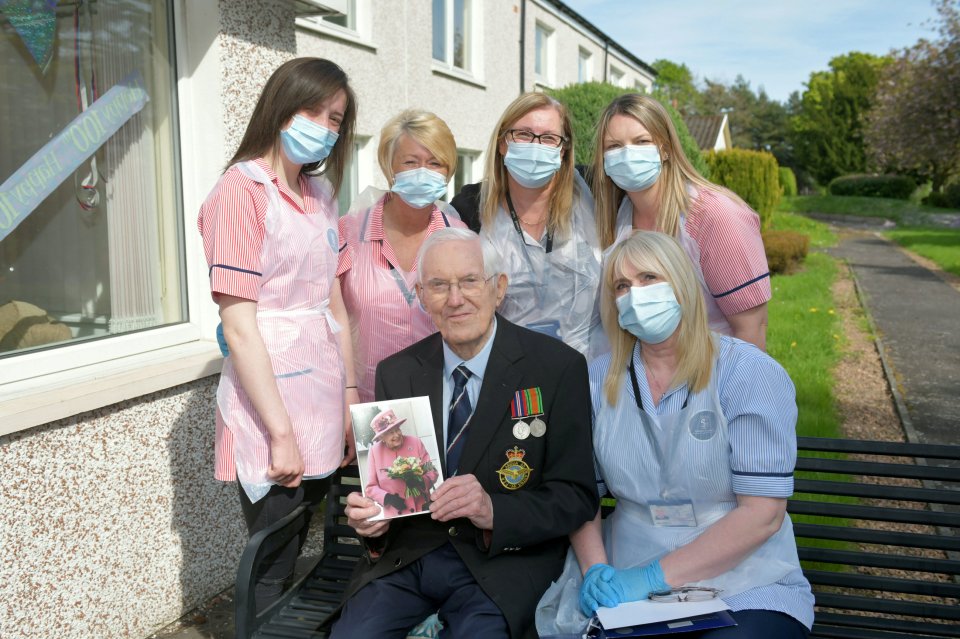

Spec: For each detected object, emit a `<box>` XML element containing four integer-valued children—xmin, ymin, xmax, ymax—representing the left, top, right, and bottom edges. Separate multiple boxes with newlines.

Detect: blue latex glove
<box><xmin>605</xmin><ymin>560</ymin><xmax>670</xmax><ymax>606</ymax></box>
<box><xmin>579</xmin><ymin>563</ymin><xmax>618</xmax><ymax>617</ymax></box>
<box><xmin>216</xmin><ymin>322</ymin><xmax>229</xmax><ymax>357</ymax></box>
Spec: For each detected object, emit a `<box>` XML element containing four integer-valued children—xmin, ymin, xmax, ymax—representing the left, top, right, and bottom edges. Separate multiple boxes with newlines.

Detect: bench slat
<box><xmin>793</xmin><ymin>478</ymin><xmax>960</xmax><ymax>505</ymax></box>
<box><xmin>797</xmin><ymin>547</ymin><xmax>960</xmax><ymax>574</ymax></box>
<box><xmin>813</xmin><ymin>612</ymin><xmax>960</xmax><ymax>638</ymax></box>
<box><xmin>798</xmin><ymin>437</ymin><xmax>960</xmax><ymax>460</ymax></box>
<box><xmin>788</xmin><ymin>500</ymin><xmax>960</xmax><ymax>527</ymax></box>
<box><xmin>793</xmin><ymin>522</ymin><xmax>960</xmax><ymax>551</ymax></box>
<box><xmin>795</xmin><ymin>457</ymin><xmax>960</xmax><ymax>483</ymax></box>
<box><xmin>805</xmin><ymin>568</ymin><xmax>960</xmax><ymax>598</ymax></box>
<box><xmin>813</xmin><ymin>592</ymin><xmax>960</xmax><ymax>621</ymax></box>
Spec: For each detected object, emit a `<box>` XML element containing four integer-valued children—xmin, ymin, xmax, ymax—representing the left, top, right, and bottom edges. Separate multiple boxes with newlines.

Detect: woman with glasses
<box><xmin>451</xmin><ymin>92</ymin><xmax>602</xmax><ymax>357</ymax></box>
<box><xmin>537</xmin><ymin>232</ymin><xmax>813</xmax><ymax>638</ymax></box>
<box><xmin>593</xmin><ymin>94</ymin><xmax>771</xmax><ymax>350</ymax></box>
<box><xmin>337</xmin><ymin>109</ymin><xmax>465</xmax><ymax>402</ymax></box>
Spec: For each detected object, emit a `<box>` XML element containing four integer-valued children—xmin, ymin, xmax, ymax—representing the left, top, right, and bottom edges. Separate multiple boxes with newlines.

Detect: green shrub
<box><xmin>704</xmin><ymin>149</ymin><xmax>781</xmax><ymax>227</ymax></box>
<box><xmin>762</xmin><ymin>230</ymin><xmax>809</xmax><ymax>274</ymax></box>
<box><xmin>922</xmin><ymin>183</ymin><xmax>960</xmax><ymax>209</ymax></box>
<box><xmin>828</xmin><ymin>174</ymin><xmax>916</xmax><ymax>200</ymax></box>
<box><xmin>779</xmin><ymin>167</ymin><xmax>798</xmax><ymax>197</ymax></box>
<box><xmin>548</xmin><ymin>82</ymin><xmax>709</xmax><ymax>179</ymax></box>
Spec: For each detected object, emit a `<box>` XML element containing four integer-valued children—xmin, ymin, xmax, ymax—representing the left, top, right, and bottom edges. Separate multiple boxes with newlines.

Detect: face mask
<box><xmin>603</xmin><ymin>145</ymin><xmax>662</xmax><ymax>192</ymax></box>
<box><xmin>616</xmin><ymin>281</ymin><xmax>682</xmax><ymax>344</ymax></box>
<box><xmin>503</xmin><ymin>142</ymin><xmax>562</xmax><ymax>188</ymax></box>
<box><xmin>391</xmin><ymin>167</ymin><xmax>449</xmax><ymax>209</ymax></box>
<box><xmin>280</xmin><ymin>114</ymin><xmax>339</xmax><ymax>165</ymax></box>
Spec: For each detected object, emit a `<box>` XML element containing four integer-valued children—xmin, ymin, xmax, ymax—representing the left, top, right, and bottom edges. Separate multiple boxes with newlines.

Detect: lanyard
<box><xmin>628</xmin><ymin>351</ymin><xmax>690</xmax><ymax>413</ymax></box>
<box><xmin>505</xmin><ymin>190</ymin><xmax>553</xmax><ymax>254</ymax></box>
<box><xmin>383</xmin><ymin>209</ymin><xmax>451</xmax><ymax>305</ymax></box>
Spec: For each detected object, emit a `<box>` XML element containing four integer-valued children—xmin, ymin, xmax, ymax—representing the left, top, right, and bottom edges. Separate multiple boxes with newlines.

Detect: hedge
<box><xmin>547</xmin><ymin>82</ymin><xmax>709</xmax><ymax>179</ymax></box>
<box><xmin>828</xmin><ymin>174</ymin><xmax>916</xmax><ymax>200</ymax></box>
<box><xmin>704</xmin><ymin>149</ymin><xmax>781</xmax><ymax>227</ymax></box>
<box><xmin>779</xmin><ymin>167</ymin><xmax>798</xmax><ymax>197</ymax></box>
<box><xmin>762</xmin><ymin>230</ymin><xmax>809</xmax><ymax>274</ymax></box>
<box><xmin>922</xmin><ymin>182</ymin><xmax>960</xmax><ymax>209</ymax></box>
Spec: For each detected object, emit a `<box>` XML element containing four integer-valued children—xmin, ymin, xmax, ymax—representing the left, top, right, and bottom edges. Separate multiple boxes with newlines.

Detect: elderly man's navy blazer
<box><xmin>339</xmin><ymin>314</ymin><xmax>598</xmax><ymax>638</ymax></box>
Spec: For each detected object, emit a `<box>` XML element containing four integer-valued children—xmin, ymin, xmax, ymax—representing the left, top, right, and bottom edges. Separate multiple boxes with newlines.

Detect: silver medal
<box><xmin>529</xmin><ymin>417</ymin><xmax>546</xmax><ymax>437</ymax></box>
<box><xmin>512</xmin><ymin>420</ymin><xmax>530</xmax><ymax>440</ymax></box>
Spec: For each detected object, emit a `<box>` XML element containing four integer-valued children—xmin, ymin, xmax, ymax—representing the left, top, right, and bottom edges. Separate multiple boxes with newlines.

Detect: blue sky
<box><xmin>562</xmin><ymin>0</ymin><xmax>942</xmax><ymax>102</ymax></box>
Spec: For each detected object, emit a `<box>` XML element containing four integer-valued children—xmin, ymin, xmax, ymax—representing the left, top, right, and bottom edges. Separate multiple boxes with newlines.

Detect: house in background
<box><xmin>0</xmin><ymin>1</ymin><xmax>653</xmax><ymax>637</ymax></box>
<box><xmin>684</xmin><ymin>113</ymin><xmax>733</xmax><ymax>152</ymax></box>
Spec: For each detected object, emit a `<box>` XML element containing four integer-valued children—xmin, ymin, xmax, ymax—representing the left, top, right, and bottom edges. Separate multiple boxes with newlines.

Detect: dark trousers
<box><xmin>237</xmin><ymin>475</ymin><xmax>333</xmax><ymax>612</ymax></box>
<box><xmin>687</xmin><ymin>610</ymin><xmax>809</xmax><ymax>639</ymax></box>
<box><xmin>330</xmin><ymin>542</ymin><xmax>509</xmax><ymax>639</ymax></box>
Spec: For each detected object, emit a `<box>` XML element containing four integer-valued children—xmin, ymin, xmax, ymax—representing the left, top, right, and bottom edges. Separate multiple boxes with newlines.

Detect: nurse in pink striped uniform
<box><xmin>591</xmin><ymin>94</ymin><xmax>771</xmax><ymax>350</ymax></box>
<box><xmin>337</xmin><ymin>109</ymin><xmax>465</xmax><ymax>402</ymax></box>
<box><xmin>198</xmin><ymin>58</ymin><xmax>358</xmax><ymax>612</ymax></box>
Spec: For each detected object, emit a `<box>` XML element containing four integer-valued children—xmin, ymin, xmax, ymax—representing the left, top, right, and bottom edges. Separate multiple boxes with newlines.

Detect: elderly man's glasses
<box><xmin>423</xmin><ymin>274</ymin><xmax>494</xmax><ymax>298</ymax></box>
<box><xmin>504</xmin><ymin>129</ymin><xmax>566</xmax><ymax>147</ymax></box>
<box><xmin>648</xmin><ymin>587</ymin><xmax>721</xmax><ymax>603</ymax></box>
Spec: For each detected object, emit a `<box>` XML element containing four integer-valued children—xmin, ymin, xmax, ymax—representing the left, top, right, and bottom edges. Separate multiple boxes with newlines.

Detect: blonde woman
<box><xmin>593</xmin><ymin>94</ymin><xmax>770</xmax><ymax>349</ymax></box>
<box><xmin>452</xmin><ymin>92</ymin><xmax>602</xmax><ymax>356</ymax></box>
<box><xmin>337</xmin><ymin>109</ymin><xmax>465</xmax><ymax>402</ymax></box>
<box><xmin>537</xmin><ymin>231</ymin><xmax>812</xmax><ymax>639</ymax></box>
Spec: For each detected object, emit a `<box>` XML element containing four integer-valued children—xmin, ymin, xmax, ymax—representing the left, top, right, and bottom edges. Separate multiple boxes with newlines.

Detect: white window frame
<box><xmin>609</xmin><ymin>65</ymin><xmax>625</xmax><ymax>88</ymax></box>
<box><xmin>533</xmin><ymin>21</ymin><xmax>555</xmax><ymax>87</ymax></box>
<box><xmin>1</xmin><ymin>0</ymin><xmax>224</xmax><ymax>434</ymax></box>
<box><xmin>296</xmin><ymin>0</ymin><xmax>375</xmax><ymax>49</ymax></box>
<box><xmin>431</xmin><ymin>0</ymin><xmax>484</xmax><ymax>85</ymax></box>
<box><xmin>578</xmin><ymin>47</ymin><xmax>592</xmax><ymax>83</ymax></box>
<box><xmin>447</xmin><ymin>150</ymin><xmax>479</xmax><ymax>201</ymax></box>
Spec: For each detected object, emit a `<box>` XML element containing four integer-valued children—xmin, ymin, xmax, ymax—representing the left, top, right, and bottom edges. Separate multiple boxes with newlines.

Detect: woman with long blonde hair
<box><xmin>537</xmin><ymin>231</ymin><xmax>813</xmax><ymax>639</ymax></box>
<box><xmin>592</xmin><ymin>94</ymin><xmax>770</xmax><ymax>349</ymax></box>
<box><xmin>451</xmin><ymin>92</ymin><xmax>602</xmax><ymax>356</ymax></box>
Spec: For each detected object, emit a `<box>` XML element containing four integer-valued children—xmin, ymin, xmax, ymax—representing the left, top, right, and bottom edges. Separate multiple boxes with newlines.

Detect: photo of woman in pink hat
<box><xmin>364</xmin><ymin>407</ymin><xmax>440</xmax><ymax>519</ymax></box>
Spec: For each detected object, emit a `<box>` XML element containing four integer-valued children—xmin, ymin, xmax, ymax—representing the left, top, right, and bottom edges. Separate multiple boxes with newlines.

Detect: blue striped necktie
<box><xmin>446</xmin><ymin>364</ymin><xmax>473</xmax><ymax>475</ymax></box>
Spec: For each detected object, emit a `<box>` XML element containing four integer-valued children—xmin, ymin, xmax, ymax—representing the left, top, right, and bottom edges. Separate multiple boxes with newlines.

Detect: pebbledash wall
<box><xmin>0</xmin><ymin>1</ymin><xmax>653</xmax><ymax>637</ymax></box>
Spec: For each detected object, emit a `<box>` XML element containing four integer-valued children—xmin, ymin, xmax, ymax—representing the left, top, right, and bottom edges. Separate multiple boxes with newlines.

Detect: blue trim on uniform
<box><xmin>210</xmin><ymin>263</ymin><xmax>262</xmax><ymax>277</ymax></box>
<box><xmin>339</xmin><ymin>241</ymin><xmax>347</xmax><ymax>253</ymax></box>
<box><xmin>714</xmin><ymin>272</ymin><xmax>771</xmax><ymax>298</ymax></box>
<box><xmin>733</xmin><ymin>470</ymin><xmax>794</xmax><ymax>477</ymax></box>
<box><xmin>441</xmin><ymin>212</ymin><xmax>451</xmax><ymax>227</ymax></box>
<box><xmin>275</xmin><ymin>368</ymin><xmax>313</xmax><ymax>379</ymax></box>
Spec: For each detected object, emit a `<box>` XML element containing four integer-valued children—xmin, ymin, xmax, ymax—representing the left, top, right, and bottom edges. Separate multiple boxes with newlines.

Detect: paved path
<box><xmin>830</xmin><ymin>232</ymin><xmax>960</xmax><ymax>446</ymax></box>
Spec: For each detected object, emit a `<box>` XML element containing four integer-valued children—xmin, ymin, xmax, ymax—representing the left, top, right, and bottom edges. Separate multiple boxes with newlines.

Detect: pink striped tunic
<box><xmin>199</xmin><ymin>159</ymin><xmax>344</xmax><ymax>490</ymax></box>
<box><xmin>337</xmin><ymin>195</ymin><xmax>465</xmax><ymax>402</ymax></box>
<box><xmin>684</xmin><ymin>187</ymin><xmax>771</xmax><ymax>317</ymax></box>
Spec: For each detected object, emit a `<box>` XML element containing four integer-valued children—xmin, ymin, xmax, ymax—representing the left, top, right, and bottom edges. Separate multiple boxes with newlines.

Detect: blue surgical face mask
<box><xmin>280</xmin><ymin>114</ymin><xmax>339</xmax><ymax>165</ymax></box>
<box><xmin>503</xmin><ymin>141</ymin><xmax>562</xmax><ymax>188</ymax></box>
<box><xmin>615</xmin><ymin>281</ymin><xmax>682</xmax><ymax>344</ymax></box>
<box><xmin>604</xmin><ymin>145</ymin><xmax>662</xmax><ymax>192</ymax></box>
<box><xmin>391</xmin><ymin>167</ymin><xmax>449</xmax><ymax>209</ymax></box>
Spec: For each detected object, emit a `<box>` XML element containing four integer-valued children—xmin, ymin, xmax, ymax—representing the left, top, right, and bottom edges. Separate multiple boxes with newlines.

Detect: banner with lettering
<box><xmin>0</xmin><ymin>70</ymin><xmax>150</xmax><ymax>244</ymax></box>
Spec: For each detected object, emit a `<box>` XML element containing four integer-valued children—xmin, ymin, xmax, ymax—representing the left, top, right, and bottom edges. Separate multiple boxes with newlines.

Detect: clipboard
<box><xmin>589</xmin><ymin>609</ymin><xmax>736</xmax><ymax>637</ymax></box>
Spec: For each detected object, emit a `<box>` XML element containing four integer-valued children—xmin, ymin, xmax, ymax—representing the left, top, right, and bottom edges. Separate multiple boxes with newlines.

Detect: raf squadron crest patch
<box><xmin>497</xmin><ymin>446</ymin><xmax>533</xmax><ymax>490</ymax></box>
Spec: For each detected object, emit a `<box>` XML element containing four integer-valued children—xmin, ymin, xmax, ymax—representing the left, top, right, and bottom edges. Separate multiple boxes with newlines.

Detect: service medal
<box><xmin>529</xmin><ymin>417</ymin><xmax>546</xmax><ymax>437</ymax></box>
<box><xmin>497</xmin><ymin>446</ymin><xmax>533</xmax><ymax>490</ymax></box>
<box><xmin>513</xmin><ymin>420</ymin><xmax>530</xmax><ymax>440</ymax></box>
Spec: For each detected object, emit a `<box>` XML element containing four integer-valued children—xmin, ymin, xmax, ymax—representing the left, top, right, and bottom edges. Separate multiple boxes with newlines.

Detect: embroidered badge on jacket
<box><xmin>497</xmin><ymin>446</ymin><xmax>533</xmax><ymax>490</ymax></box>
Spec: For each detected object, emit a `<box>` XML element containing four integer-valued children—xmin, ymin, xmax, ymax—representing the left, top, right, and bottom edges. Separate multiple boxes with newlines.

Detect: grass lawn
<box><xmin>779</xmin><ymin>194</ymin><xmax>959</xmax><ymax>225</ymax></box>
<box><xmin>884</xmin><ymin>228</ymin><xmax>960</xmax><ymax>277</ymax></box>
<box><xmin>768</xmin><ymin>210</ymin><xmax>837</xmax><ymax>249</ymax></box>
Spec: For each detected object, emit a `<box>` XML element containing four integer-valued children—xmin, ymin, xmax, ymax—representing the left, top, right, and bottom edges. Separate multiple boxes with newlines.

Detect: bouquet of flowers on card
<box><xmin>384</xmin><ymin>456</ymin><xmax>436</xmax><ymax>498</ymax></box>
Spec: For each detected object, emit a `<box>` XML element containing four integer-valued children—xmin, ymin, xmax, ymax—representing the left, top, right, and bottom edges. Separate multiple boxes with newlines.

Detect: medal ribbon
<box><xmin>511</xmin><ymin>387</ymin><xmax>543</xmax><ymax>419</ymax></box>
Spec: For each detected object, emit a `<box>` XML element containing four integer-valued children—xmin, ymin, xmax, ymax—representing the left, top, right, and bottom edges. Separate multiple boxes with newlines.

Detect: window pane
<box><xmin>323</xmin><ymin>0</ymin><xmax>356</xmax><ymax>30</ymax></box>
<box><xmin>432</xmin><ymin>0</ymin><xmax>446</xmax><ymax>61</ymax></box>
<box><xmin>454</xmin><ymin>152</ymin><xmax>473</xmax><ymax>193</ymax></box>
<box><xmin>337</xmin><ymin>142</ymin><xmax>359</xmax><ymax>215</ymax></box>
<box><xmin>0</xmin><ymin>0</ymin><xmax>184</xmax><ymax>357</ymax></box>
<box><xmin>535</xmin><ymin>26</ymin><xmax>544</xmax><ymax>75</ymax></box>
<box><xmin>453</xmin><ymin>0</ymin><xmax>468</xmax><ymax>69</ymax></box>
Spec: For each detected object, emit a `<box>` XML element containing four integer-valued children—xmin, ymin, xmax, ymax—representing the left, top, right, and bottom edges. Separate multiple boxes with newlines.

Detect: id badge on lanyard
<box><xmin>629</xmin><ymin>355</ymin><xmax>697</xmax><ymax>527</ymax></box>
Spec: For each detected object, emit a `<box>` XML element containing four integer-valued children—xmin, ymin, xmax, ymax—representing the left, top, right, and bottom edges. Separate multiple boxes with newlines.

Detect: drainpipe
<box><xmin>519</xmin><ymin>0</ymin><xmax>527</xmax><ymax>93</ymax></box>
<box><xmin>603</xmin><ymin>38</ymin><xmax>609</xmax><ymax>83</ymax></box>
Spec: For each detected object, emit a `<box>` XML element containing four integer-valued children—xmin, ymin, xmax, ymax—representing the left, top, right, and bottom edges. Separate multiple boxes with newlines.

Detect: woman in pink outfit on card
<box><xmin>364</xmin><ymin>408</ymin><xmax>439</xmax><ymax>518</ymax></box>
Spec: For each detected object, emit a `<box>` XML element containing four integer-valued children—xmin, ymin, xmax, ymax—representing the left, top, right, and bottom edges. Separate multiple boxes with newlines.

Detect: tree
<box><xmin>789</xmin><ymin>52</ymin><xmax>892</xmax><ymax>185</ymax></box>
<box><xmin>651</xmin><ymin>59</ymin><xmax>701</xmax><ymax>113</ymax></box>
<box><xmin>865</xmin><ymin>0</ymin><xmax>960</xmax><ymax>191</ymax></box>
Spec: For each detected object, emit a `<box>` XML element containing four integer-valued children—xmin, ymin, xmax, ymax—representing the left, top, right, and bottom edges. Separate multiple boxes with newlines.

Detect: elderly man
<box><xmin>329</xmin><ymin>227</ymin><xmax>598</xmax><ymax>639</ymax></box>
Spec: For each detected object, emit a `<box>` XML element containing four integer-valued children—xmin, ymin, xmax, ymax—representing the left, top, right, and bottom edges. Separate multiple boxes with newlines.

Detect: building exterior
<box><xmin>684</xmin><ymin>113</ymin><xmax>733</xmax><ymax>152</ymax></box>
<box><xmin>0</xmin><ymin>1</ymin><xmax>652</xmax><ymax>636</ymax></box>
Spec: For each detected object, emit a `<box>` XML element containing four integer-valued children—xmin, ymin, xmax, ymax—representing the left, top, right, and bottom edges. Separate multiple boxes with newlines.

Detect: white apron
<box><xmin>216</xmin><ymin>161</ymin><xmax>345</xmax><ymax>503</ymax></box>
<box><xmin>340</xmin><ymin>190</ymin><xmax>460</xmax><ymax>403</ymax></box>
<box><xmin>537</xmin><ymin>345</ymin><xmax>801</xmax><ymax>636</ymax></box>
<box><xmin>607</xmin><ymin>191</ymin><xmax>732</xmax><ymax>335</ymax></box>
<box><xmin>481</xmin><ymin>173</ymin><xmax>602</xmax><ymax>355</ymax></box>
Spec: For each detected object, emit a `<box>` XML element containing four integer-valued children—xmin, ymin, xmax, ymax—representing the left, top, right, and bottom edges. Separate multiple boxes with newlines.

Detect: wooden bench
<box><xmin>235</xmin><ymin>437</ymin><xmax>960</xmax><ymax>638</ymax></box>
